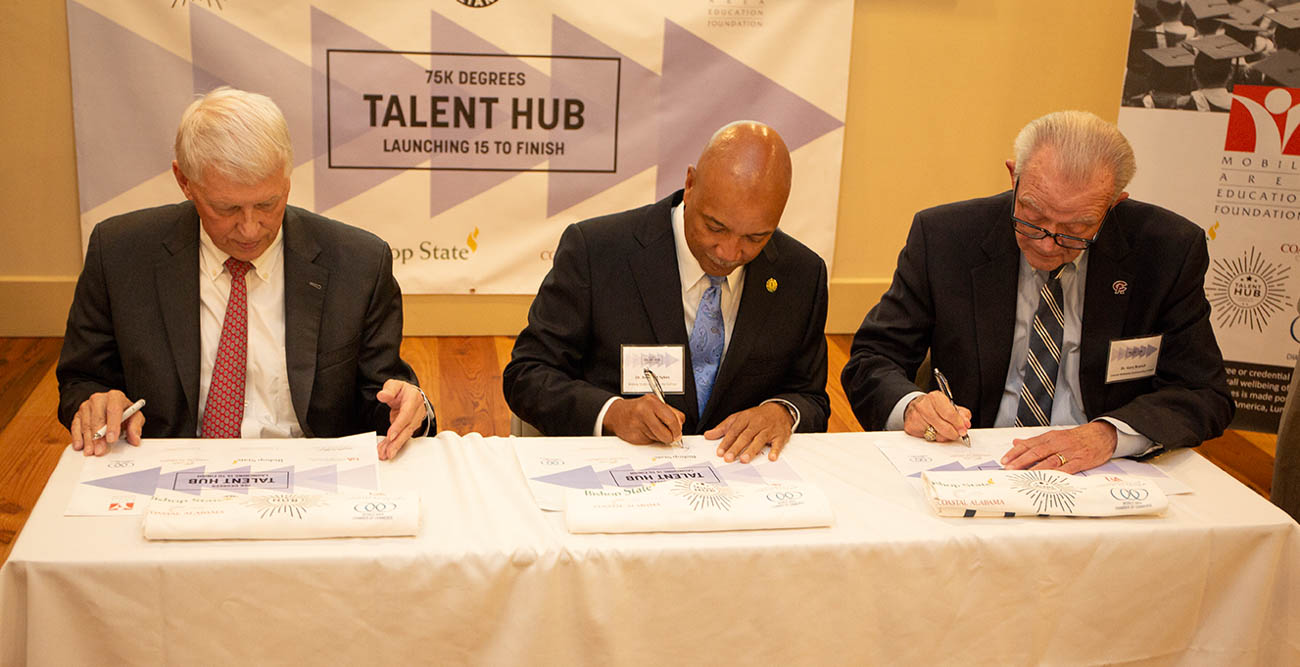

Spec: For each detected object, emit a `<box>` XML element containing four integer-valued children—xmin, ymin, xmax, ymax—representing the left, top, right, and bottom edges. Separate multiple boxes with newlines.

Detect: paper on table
<box><xmin>143</xmin><ymin>492</ymin><xmax>419</xmax><ymax>540</ymax></box>
<box><xmin>566</xmin><ymin>481</ymin><xmax>832</xmax><ymax>533</ymax></box>
<box><xmin>874</xmin><ymin>427</ymin><xmax>1192</xmax><ymax>495</ymax></box>
<box><xmin>921</xmin><ymin>470</ymin><xmax>1168</xmax><ymax>517</ymax></box>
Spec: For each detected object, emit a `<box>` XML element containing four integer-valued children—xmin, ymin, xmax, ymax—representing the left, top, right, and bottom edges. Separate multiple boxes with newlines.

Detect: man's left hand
<box><xmin>375</xmin><ymin>379</ymin><xmax>428</xmax><ymax>461</ymax></box>
<box><xmin>705</xmin><ymin>402</ymin><xmax>795</xmax><ymax>464</ymax></box>
<box><xmin>1000</xmin><ymin>421</ymin><xmax>1118</xmax><ymax>473</ymax></box>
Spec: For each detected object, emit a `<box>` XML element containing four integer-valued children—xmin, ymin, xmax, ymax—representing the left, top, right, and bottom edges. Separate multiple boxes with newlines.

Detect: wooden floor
<box><xmin>0</xmin><ymin>336</ymin><xmax>1279</xmax><ymax>565</ymax></box>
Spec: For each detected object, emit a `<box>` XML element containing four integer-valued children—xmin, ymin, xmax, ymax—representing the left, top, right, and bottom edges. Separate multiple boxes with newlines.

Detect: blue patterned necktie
<box><xmin>1015</xmin><ymin>266</ymin><xmax>1066</xmax><ymax>427</ymax></box>
<box><xmin>690</xmin><ymin>275</ymin><xmax>726</xmax><ymax>416</ymax></box>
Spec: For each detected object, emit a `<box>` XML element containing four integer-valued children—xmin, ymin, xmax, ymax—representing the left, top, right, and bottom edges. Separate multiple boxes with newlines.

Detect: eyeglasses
<box><xmin>1010</xmin><ymin>179</ymin><xmax>1106</xmax><ymax>250</ymax></box>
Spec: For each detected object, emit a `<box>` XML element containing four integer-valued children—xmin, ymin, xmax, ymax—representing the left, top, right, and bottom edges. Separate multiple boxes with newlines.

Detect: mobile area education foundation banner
<box><xmin>1120</xmin><ymin>4</ymin><xmax>1299</xmax><ymax>432</ymax></box>
<box><xmin>64</xmin><ymin>0</ymin><xmax>851</xmax><ymax>294</ymax></box>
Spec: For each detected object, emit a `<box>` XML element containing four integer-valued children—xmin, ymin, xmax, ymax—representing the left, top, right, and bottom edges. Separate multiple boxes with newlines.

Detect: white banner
<box><xmin>1120</xmin><ymin>4</ymin><xmax>1298</xmax><ymax>431</ymax></box>
<box><xmin>65</xmin><ymin>0</ymin><xmax>851</xmax><ymax>294</ymax></box>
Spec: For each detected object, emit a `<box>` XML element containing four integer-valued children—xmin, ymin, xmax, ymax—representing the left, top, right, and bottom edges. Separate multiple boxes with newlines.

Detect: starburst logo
<box><xmin>1207</xmin><ymin>248</ymin><xmax>1291</xmax><ymax>331</ymax></box>
<box><xmin>1008</xmin><ymin>471</ymin><xmax>1081</xmax><ymax>514</ymax></box>
<box><xmin>171</xmin><ymin>0</ymin><xmax>224</xmax><ymax>9</ymax></box>
<box><xmin>244</xmin><ymin>494</ymin><xmax>325</xmax><ymax>519</ymax></box>
<box><xmin>670</xmin><ymin>480</ymin><xmax>735</xmax><ymax>511</ymax></box>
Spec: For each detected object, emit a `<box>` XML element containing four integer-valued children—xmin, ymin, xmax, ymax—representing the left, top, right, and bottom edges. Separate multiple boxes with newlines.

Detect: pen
<box><xmin>93</xmin><ymin>398</ymin><xmax>146</xmax><ymax>440</ymax></box>
<box><xmin>931</xmin><ymin>369</ymin><xmax>971</xmax><ymax>448</ymax></box>
<box><xmin>643</xmin><ymin>368</ymin><xmax>685</xmax><ymax>448</ymax></box>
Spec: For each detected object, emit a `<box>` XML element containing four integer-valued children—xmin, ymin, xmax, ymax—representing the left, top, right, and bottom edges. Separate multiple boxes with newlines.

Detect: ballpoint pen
<box><xmin>93</xmin><ymin>398</ymin><xmax>147</xmax><ymax>440</ymax></box>
<box><xmin>931</xmin><ymin>369</ymin><xmax>971</xmax><ymax>447</ymax></box>
<box><xmin>643</xmin><ymin>368</ymin><xmax>685</xmax><ymax>448</ymax></box>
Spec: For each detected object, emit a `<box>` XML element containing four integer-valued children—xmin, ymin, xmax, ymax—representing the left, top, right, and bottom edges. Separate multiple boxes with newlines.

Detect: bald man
<box><xmin>504</xmin><ymin>121</ymin><xmax>829</xmax><ymax>463</ymax></box>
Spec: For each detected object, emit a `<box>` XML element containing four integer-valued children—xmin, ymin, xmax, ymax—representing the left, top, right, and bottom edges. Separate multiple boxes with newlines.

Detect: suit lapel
<box><xmin>707</xmin><ymin>241</ymin><xmax>780</xmax><ymax>425</ymax></box>
<box><xmin>281</xmin><ymin>209</ymin><xmax>329</xmax><ymax>435</ymax></box>
<box><xmin>971</xmin><ymin>196</ymin><xmax>1021</xmax><ymax>425</ymax></box>
<box><xmin>1079</xmin><ymin>214</ymin><xmax>1134</xmax><ymax>418</ymax></box>
<box><xmin>628</xmin><ymin>193</ymin><xmax>696</xmax><ymax>422</ymax></box>
<box><xmin>156</xmin><ymin>205</ymin><xmax>202</xmax><ymax>426</ymax></box>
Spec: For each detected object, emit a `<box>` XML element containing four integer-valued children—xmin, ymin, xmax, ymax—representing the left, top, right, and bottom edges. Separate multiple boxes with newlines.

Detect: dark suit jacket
<box><xmin>1273</xmin><ymin>354</ymin><xmax>1300</xmax><ymax>523</ymax></box>
<box><xmin>503</xmin><ymin>190</ymin><xmax>830</xmax><ymax>436</ymax></box>
<box><xmin>57</xmin><ymin>202</ymin><xmax>428</xmax><ymax>437</ymax></box>
<box><xmin>842</xmin><ymin>191</ymin><xmax>1233</xmax><ymax>452</ymax></box>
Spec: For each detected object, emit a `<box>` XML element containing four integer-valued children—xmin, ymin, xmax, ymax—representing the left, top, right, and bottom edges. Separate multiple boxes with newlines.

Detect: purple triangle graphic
<box><xmin>311</xmin><ymin>7</ymin><xmax>413</xmax><ymax>213</ymax></box>
<box><xmin>84</xmin><ymin>466</ymin><xmax>163</xmax><ymax>496</ymax></box>
<box><xmin>596</xmin><ymin>463</ymin><xmax>634</xmax><ymax>487</ymax></box>
<box><xmin>190</xmin><ymin>7</ymin><xmax>316</xmax><ymax>170</ymax></box>
<box><xmin>211</xmin><ymin>465</ymin><xmax>252</xmax><ymax>495</ymax></box>
<box><xmin>67</xmin><ymin>2</ymin><xmax>194</xmax><ymax>213</ymax></box>
<box><xmin>968</xmin><ymin>460</ymin><xmax>1003</xmax><ymax>471</ymax></box>
<box><xmin>719</xmin><ymin>462</ymin><xmax>765</xmax><ymax>485</ymax></box>
<box><xmin>1087</xmin><ymin>461</ymin><xmax>1128</xmax><ymax>475</ymax></box>
<box><xmin>338</xmin><ymin>464</ymin><xmax>378</xmax><ymax>490</ymax></box>
<box><xmin>534</xmin><ymin>465</ymin><xmax>603</xmax><ymax>490</ymax></box>
<box><xmin>908</xmin><ymin>461</ymin><xmax>969</xmax><ymax>478</ymax></box>
<box><xmin>656</xmin><ymin>19</ymin><xmax>844</xmax><ymax>201</ymax></box>
<box><xmin>296</xmin><ymin>464</ymin><xmax>338</xmax><ymax>493</ymax></box>
<box><xmin>757</xmin><ymin>459</ymin><xmax>802</xmax><ymax>483</ymax></box>
<box><xmin>266</xmin><ymin>465</ymin><xmax>295</xmax><ymax>491</ymax></box>
<box><xmin>426</xmin><ymin>10</ymin><xmax>551</xmax><ymax>219</ymax></box>
<box><xmin>157</xmin><ymin>465</ymin><xmax>207</xmax><ymax>495</ymax></box>
<box><xmin>547</xmin><ymin>16</ymin><xmax>660</xmax><ymax>216</ymax></box>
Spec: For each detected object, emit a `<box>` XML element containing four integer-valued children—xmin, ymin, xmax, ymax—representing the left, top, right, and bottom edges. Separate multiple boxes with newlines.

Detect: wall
<box><xmin>0</xmin><ymin>0</ymin><xmax>1134</xmax><ymax>336</ymax></box>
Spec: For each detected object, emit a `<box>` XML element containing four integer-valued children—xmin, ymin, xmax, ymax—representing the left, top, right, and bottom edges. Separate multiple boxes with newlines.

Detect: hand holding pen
<box><xmin>599</xmin><ymin>370</ymin><xmax>685</xmax><ymax>446</ymax></box>
<box><xmin>901</xmin><ymin>368</ymin><xmax>971</xmax><ymax>446</ymax></box>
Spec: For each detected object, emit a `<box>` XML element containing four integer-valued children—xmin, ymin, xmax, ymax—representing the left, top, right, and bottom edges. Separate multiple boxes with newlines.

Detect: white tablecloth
<box><xmin>2</xmin><ymin>431</ymin><xmax>1297</xmax><ymax>666</ymax></box>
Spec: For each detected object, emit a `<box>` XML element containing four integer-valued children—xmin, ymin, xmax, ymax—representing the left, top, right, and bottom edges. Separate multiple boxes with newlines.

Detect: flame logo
<box><xmin>466</xmin><ymin>227</ymin><xmax>479</xmax><ymax>253</ymax></box>
<box><xmin>1207</xmin><ymin>221</ymin><xmax>1219</xmax><ymax>240</ymax></box>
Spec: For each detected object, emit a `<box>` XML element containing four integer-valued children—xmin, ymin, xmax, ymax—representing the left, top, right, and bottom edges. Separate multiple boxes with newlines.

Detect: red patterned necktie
<box><xmin>202</xmin><ymin>257</ymin><xmax>253</xmax><ymax>438</ymax></box>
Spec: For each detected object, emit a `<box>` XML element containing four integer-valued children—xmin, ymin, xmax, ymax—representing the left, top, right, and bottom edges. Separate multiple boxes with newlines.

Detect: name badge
<box><xmin>1105</xmin><ymin>334</ymin><xmax>1162</xmax><ymax>384</ymax></box>
<box><xmin>621</xmin><ymin>345</ymin><xmax>686</xmax><ymax>394</ymax></box>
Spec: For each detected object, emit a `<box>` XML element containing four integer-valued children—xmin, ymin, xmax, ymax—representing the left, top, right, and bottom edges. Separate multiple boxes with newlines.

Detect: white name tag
<box><xmin>621</xmin><ymin>345</ymin><xmax>686</xmax><ymax>394</ymax></box>
<box><xmin>1106</xmin><ymin>334</ymin><xmax>1162</xmax><ymax>383</ymax></box>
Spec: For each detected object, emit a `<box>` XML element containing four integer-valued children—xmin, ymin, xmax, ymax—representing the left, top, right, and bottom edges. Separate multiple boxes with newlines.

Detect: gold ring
<box><xmin>1056</xmin><ymin>453</ymin><xmax>1067</xmax><ymax>466</ymax></box>
<box><xmin>924</xmin><ymin>425</ymin><xmax>937</xmax><ymax>442</ymax></box>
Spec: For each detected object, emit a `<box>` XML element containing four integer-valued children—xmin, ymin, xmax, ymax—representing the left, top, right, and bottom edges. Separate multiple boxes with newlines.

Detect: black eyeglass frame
<box><xmin>1010</xmin><ymin>179</ymin><xmax>1109</xmax><ymax>250</ymax></box>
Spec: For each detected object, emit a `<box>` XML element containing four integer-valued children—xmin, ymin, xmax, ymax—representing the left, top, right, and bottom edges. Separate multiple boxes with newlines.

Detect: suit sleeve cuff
<box><xmin>1096</xmin><ymin>416</ymin><xmax>1158</xmax><ymax>458</ymax></box>
<box><xmin>886</xmin><ymin>391</ymin><xmax>926</xmax><ymax>431</ymax></box>
<box><xmin>594</xmin><ymin>396</ymin><xmax>622</xmax><ymax>436</ymax></box>
<box><xmin>761</xmin><ymin>398</ymin><xmax>800</xmax><ymax>432</ymax></box>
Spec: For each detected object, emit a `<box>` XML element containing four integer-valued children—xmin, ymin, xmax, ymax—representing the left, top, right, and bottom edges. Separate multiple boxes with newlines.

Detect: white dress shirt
<box><xmin>887</xmin><ymin>251</ymin><xmax>1153</xmax><ymax>458</ymax></box>
<box><xmin>197</xmin><ymin>226</ymin><xmax>301</xmax><ymax>438</ymax></box>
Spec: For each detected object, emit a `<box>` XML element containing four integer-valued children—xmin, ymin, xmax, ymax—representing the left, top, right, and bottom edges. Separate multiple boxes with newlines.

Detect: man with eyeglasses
<box><xmin>841</xmin><ymin>110</ymin><xmax>1232</xmax><ymax>473</ymax></box>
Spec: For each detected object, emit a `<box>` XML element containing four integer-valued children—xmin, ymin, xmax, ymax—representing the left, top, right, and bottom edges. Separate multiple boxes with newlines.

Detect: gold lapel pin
<box><xmin>766</xmin><ymin>277</ymin><xmax>778</xmax><ymax>293</ymax></box>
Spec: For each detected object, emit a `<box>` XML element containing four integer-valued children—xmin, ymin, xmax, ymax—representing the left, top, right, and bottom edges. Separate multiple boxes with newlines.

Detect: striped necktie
<box><xmin>1015</xmin><ymin>266</ymin><xmax>1065</xmax><ymax>427</ymax></box>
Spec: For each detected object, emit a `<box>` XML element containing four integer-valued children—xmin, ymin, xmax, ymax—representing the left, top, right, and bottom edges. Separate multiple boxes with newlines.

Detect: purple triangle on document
<box><xmin>968</xmin><ymin>460</ymin><xmax>1004</xmax><ymax>471</ymax></box>
<box><xmin>338</xmin><ymin>464</ymin><xmax>379</xmax><ymax>491</ymax></box>
<box><xmin>265</xmin><ymin>465</ymin><xmax>295</xmax><ymax>492</ymax></box>
<box><xmin>296</xmin><ymin>464</ymin><xmax>338</xmax><ymax>493</ymax></box>
<box><xmin>84</xmin><ymin>466</ymin><xmax>163</xmax><ymax>496</ymax></box>
<box><xmin>908</xmin><ymin>461</ymin><xmax>969</xmax><ymax>478</ymax></box>
<box><xmin>534</xmin><ymin>465</ymin><xmax>603</xmax><ymax>490</ymax></box>
<box><xmin>157</xmin><ymin>465</ymin><xmax>207</xmax><ymax>496</ymax></box>
<box><xmin>1088</xmin><ymin>461</ymin><xmax>1127</xmax><ymax>475</ymax></box>
<box><xmin>757</xmin><ymin>459</ymin><xmax>802</xmax><ymax>483</ymax></box>
<box><xmin>211</xmin><ymin>465</ymin><xmax>252</xmax><ymax>495</ymax></box>
<box><xmin>719</xmin><ymin>462</ymin><xmax>765</xmax><ymax>486</ymax></box>
<box><xmin>596</xmin><ymin>464</ymin><xmax>633</xmax><ymax>487</ymax></box>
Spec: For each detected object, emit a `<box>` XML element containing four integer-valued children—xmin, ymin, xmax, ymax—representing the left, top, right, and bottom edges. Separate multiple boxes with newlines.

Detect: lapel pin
<box><xmin>1112</xmin><ymin>280</ymin><xmax>1127</xmax><ymax>295</ymax></box>
<box><xmin>765</xmin><ymin>277</ymin><xmax>778</xmax><ymax>293</ymax></box>
<box><xmin>309</xmin><ymin>281</ymin><xmax>323</xmax><ymax>290</ymax></box>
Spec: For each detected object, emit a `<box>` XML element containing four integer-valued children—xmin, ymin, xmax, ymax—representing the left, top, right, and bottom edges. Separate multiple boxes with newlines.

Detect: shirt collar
<box><xmin>198</xmin><ymin>223</ymin><xmax>283</xmax><ymax>282</ymax></box>
<box><xmin>671</xmin><ymin>202</ymin><xmax>743</xmax><ymax>294</ymax></box>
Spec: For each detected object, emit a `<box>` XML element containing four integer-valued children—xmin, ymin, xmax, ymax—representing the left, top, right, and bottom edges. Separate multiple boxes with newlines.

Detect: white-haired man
<box><xmin>58</xmin><ymin>87</ymin><xmax>431</xmax><ymax>460</ymax></box>
<box><xmin>842</xmin><ymin>110</ymin><xmax>1233</xmax><ymax>472</ymax></box>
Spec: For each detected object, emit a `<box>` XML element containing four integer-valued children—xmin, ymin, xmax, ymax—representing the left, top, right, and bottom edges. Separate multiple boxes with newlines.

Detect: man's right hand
<box><xmin>903</xmin><ymin>391</ymin><xmax>971</xmax><ymax>443</ymax></box>
<box><xmin>70</xmin><ymin>389</ymin><xmax>145</xmax><ymax>456</ymax></box>
<box><xmin>602</xmin><ymin>395</ymin><xmax>685</xmax><ymax>445</ymax></box>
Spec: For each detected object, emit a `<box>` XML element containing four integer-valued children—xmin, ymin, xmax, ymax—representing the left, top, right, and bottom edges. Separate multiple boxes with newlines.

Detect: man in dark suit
<box><xmin>58</xmin><ymin>87</ymin><xmax>430</xmax><ymax>460</ymax></box>
<box><xmin>842</xmin><ymin>110</ymin><xmax>1232</xmax><ymax>472</ymax></box>
<box><xmin>503</xmin><ymin>121</ymin><xmax>829</xmax><ymax>463</ymax></box>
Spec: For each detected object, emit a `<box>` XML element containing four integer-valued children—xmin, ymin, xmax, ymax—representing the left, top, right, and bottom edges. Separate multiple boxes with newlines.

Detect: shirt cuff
<box><xmin>1095</xmin><ymin>416</ymin><xmax>1158</xmax><ymax>458</ymax></box>
<box><xmin>413</xmin><ymin>386</ymin><xmax>435</xmax><ymax>438</ymax></box>
<box><xmin>760</xmin><ymin>398</ymin><xmax>801</xmax><ymax>432</ymax></box>
<box><xmin>886</xmin><ymin>391</ymin><xmax>927</xmax><ymax>431</ymax></box>
<box><xmin>594</xmin><ymin>396</ymin><xmax>622</xmax><ymax>437</ymax></box>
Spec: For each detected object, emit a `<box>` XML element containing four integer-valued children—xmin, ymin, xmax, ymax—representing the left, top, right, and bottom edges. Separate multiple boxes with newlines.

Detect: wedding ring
<box><xmin>924</xmin><ymin>425</ymin><xmax>937</xmax><ymax>442</ymax></box>
<box><xmin>1056</xmin><ymin>453</ymin><xmax>1067</xmax><ymax>466</ymax></box>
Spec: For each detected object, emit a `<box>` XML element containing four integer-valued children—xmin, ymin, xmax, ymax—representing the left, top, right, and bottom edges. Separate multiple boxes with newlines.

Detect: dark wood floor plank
<box><xmin>436</xmin><ymin>336</ymin><xmax>507</xmax><ymax>436</ymax></box>
<box><xmin>1199</xmin><ymin>431</ymin><xmax>1275</xmax><ymax>499</ymax></box>
<box><xmin>0</xmin><ymin>338</ymin><xmax>61</xmax><ymax>434</ymax></box>
<box><xmin>0</xmin><ymin>366</ymin><xmax>69</xmax><ymax>565</ymax></box>
<box><xmin>826</xmin><ymin>334</ymin><xmax>861</xmax><ymax>433</ymax></box>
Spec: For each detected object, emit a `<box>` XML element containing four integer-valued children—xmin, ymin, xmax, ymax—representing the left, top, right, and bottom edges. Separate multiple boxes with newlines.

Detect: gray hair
<box><xmin>1012</xmin><ymin>110</ymin><xmax>1136</xmax><ymax>201</ymax></box>
<box><xmin>174</xmin><ymin>87</ymin><xmax>293</xmax><ymax>185</ymax></box>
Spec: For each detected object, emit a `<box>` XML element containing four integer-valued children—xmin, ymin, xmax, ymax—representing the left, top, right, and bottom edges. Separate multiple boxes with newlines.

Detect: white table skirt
<box><xmin>2</xmin><ymin>431</ymin><xmax>1297</xmax><ymax>666</ymax></box>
